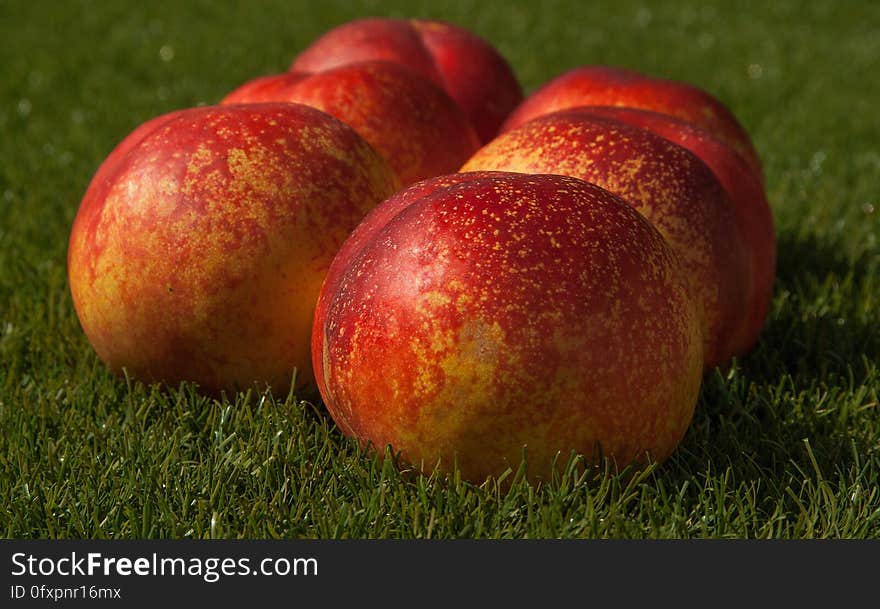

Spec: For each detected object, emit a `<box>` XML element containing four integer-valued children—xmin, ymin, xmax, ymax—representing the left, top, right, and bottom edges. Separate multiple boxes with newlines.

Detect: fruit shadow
<box><xmin>666</xmin><ymin>230</ymin><xmax>878</xmax><ymax>488</ymax></box>
<box><xmin>742</xmin><ymin>229</ymin><xmax>877</xmax><ymax>385</ymax></box>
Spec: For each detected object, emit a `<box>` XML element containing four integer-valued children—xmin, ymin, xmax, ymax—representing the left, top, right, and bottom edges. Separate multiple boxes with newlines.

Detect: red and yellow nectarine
<box><xmin>68</xmin><ymin>103</ymin><xmax>399</xmax><ymax>394</ymax></box>
<box><xmin>313</xmin><ymin>171</ymin><xmax>703</xmax><ymax>483</ymax></box>
<box><xmin>290</xmin><ymin>17</ymin><xmax>523</xmax><ymax>143</ymax></box>
<box><xmin>222</xmin><ymin>61</ymin><xmax>480</xmax><ymax>187</ymax></box>
<box><xmin>565</xmin><ymin>105</ymin><xmax>776</xmax><ymax>357</ymax></box>
<box><xmin>502</xmin><ymin>65</ymin><xmax>763</xmax><ymax>181</ymax></box>
<box><xmin>462</xmin><ymin>110</ymin><xmax>751</xmax><ymax>368</ymax></box>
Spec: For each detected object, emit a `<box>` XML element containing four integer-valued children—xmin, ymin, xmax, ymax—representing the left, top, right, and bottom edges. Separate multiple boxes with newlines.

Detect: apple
<box><xmin>290</xmin><ymin>17</ymin><xmax>523</xmax><ymax>143</ymax></box>
<box><xmin>222</xmin><ymin>61</ymin><xmax>480</xmax><ymax>187</ymax></box>
<box><xmin>501</xmin><ymin>65</ymin><xmax>763</xmax><ymax>181</ymax></box>
<box><xmin>312</xmin><ymin>171</ymin><xmax>704</xmax><ymax>483</ymax></box>
<box><xmin>68</xmin><ymin>103</ymin><xmax>399</xmax><ymax>395</ymax></box>
<box><xmin>462</xmin><ymin>110</ymin><xmax>751</xmax><ymax>369</ymax></box>
<box><xmin>565</xmin><ymin>105</ymin><xmax>776</xmax><ymax>357</ymax></box>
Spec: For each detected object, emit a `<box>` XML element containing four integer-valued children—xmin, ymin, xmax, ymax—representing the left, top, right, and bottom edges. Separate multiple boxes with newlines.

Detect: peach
<box><xmin>290</xmin><ymin>17</ymin><xmax>523</xmax><ymax>143</ymax></box>
<box><xmin>313</xmin><ymin>171</ymin><xmax>703</xmax><ymax>483</ymax></box>
<box><xmin>462</xmin><ymin>111</ymin><xmax>751</xmax><ymax>368</ymax></box>
<box><xmin>68</xmin><ymin>103</ymin><xmax>399</xmax><ymax>395</ymax></box>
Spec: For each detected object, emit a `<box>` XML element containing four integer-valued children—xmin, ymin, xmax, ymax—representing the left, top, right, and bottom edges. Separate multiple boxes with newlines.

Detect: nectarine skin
<box><xmin>462</xmin><ymin>111</ymin><xmax>751</xmax><ymax>368</ymax></box>
<box><xmin>502</xmin><ymin>65</ymin><xmax>763</xmax><ymax>181</ymax></box>
<box><xmin>222</xmin><ymin>61</ymin><xmax>480</xmax><ymax>187</ymax></box>
<box><xmin>220</xmin><ymin>72</ymin><xmax>307</xmax><ymax>103</ymax></box>
<box><xmin>290</xmin><ymin>17</ymin><xmax>523</xmax><ymax>143</ymax></box>
<box><xmin>568</xmin><ymin>106</ymin><xmax>776</xmax><ymax>358</ymax></box>
<box><xmin>79</xmin><ymin>110</ymin><xmax>188</xmax><ymax>215</ymax></box>
<box><xmin>313</xmin><ymin>172</ymin><xmax>703</xmax><ymax>483</ymax></box>
<box><xmin>68</xmin><ymin>103</ymin><xmax>399</xmax><ymax>395</ymax></box>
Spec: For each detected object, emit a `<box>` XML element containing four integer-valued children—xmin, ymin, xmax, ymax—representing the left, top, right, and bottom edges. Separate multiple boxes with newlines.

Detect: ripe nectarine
<box><xmin>68</xmin><ymin>103</ymin><xmax>399</xmax><ymax>394</ymax></box>
<box><xmin>313</xmin><ymin>171</ymin><xmax>703</xmax><ymax>482</ymax></box>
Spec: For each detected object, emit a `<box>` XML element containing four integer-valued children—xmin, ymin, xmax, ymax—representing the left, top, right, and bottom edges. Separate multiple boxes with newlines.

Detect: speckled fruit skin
<box><xmin>570</xmin><ymin>106</ymin><xmax>776</xmax><ymax>358</ymax></box>
<box><xmin>502</xmin><ymin>65</ymin><xmax>763</xmax><ymax>181</ymax></box>
<box><xmin>68</xmin><ymin>103</ymin><xmax>399</xmax><ymax>395</ymax></box>
<box><xmin>462</xmin><ymin>111</ymin><xmax>751</xmax><ymax>369</ymax></box>
<box><xmin>222</xmin><ymin>61</ymin><xmax>480</xmax><ymax>187</ymax></box>
<box><xmin>82</xmin><ymin>110</ymin><xmax>189</xmax><ymax>209</ymax></box>
<box><xmin>312</xmin><ymin>171</ymin><xmax>703</xmax><ymax>483</ymax></box>
<box><xmin>290</xmin><ymin>17</ymin><xmax>523</xmax><ymax>144</ymax></box>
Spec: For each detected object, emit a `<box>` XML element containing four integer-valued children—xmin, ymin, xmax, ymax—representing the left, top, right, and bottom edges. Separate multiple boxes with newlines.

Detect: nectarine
<box><xmin>290</xmin><ymin>17</ymin><xmax>523</xmax><ymax>143</ymax></box>
<box><xmin>222</xmin><ymin>61</ymin><xmax>480</xmax><ymax>187</ymax></box>
<box><xmin>565</xmin><ymin>105</ymin><xmax>776</xmax><ymax>357</ymax></box>
<box><xmin>502</xmin><ymin>65</ymin><xmax>763</xmax><ymax>181</ymax></box>
<box><xmin>462</xmin><ymin>110</ymin><xmax>751</xmax><ymax>368</ymax></box>
<box><xmin>313</xmin><ymin>171</ymin><xmax>703</xmax><ymax>483</ymax></box>
<box><xmin>68</xmin><ymin>103</ymin><xmax>399</xmax><ymax>394</ymax></box>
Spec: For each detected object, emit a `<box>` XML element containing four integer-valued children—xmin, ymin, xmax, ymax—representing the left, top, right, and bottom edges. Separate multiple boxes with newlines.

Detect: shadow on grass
<box><xmin>740</xmin><ymin>229</ymin><xmax>878</xmax><ymax>385</ymax></box>
<box><xmin>775</xmin><ymin>228</ymin><xmax>874</xmax><ymax>285</ymax></box>
<box><xmin>667</xmin><ymin>229</ymin><xmax>878</xmax><ymax>487</ymax></box>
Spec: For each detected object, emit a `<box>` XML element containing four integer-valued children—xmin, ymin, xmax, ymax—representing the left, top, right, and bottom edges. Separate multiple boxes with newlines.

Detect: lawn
<box><xmin>1</xmin><ymin>0</ymin><xmax>878</xmax><ymax>538</ymax></box>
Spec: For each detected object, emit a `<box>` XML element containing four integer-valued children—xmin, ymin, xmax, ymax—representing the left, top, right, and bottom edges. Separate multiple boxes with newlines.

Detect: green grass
<box><xmin>1</xmin><ymin>0</ymin><xmax>878</xmax><ymax>538</ymax></box>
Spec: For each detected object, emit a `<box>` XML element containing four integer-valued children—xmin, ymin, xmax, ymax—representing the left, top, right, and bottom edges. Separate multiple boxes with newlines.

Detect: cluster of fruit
<box><xmin>68</xmin><ymin>17</ymin><xmax>775</xmax><ymax>483</ymax></box>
